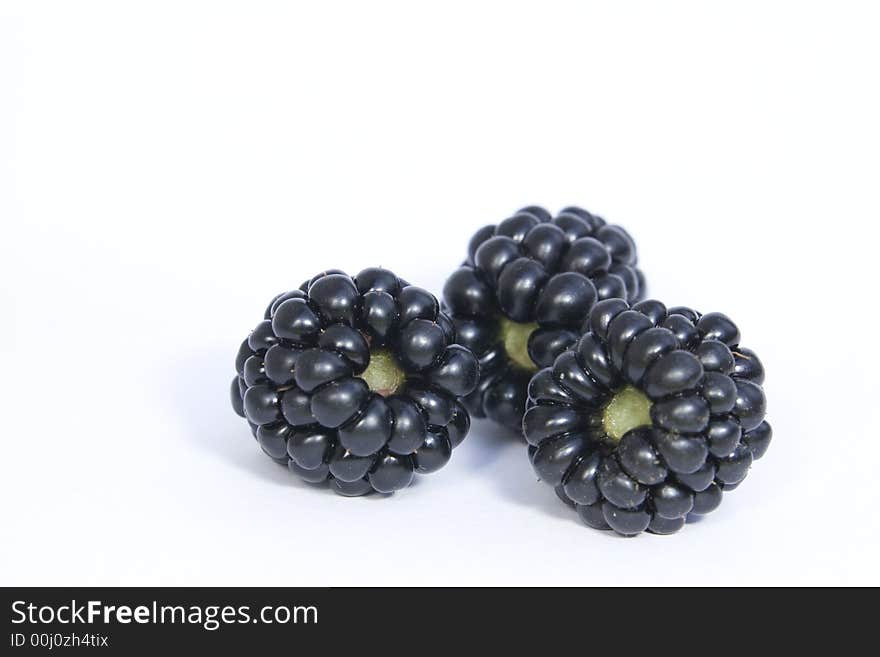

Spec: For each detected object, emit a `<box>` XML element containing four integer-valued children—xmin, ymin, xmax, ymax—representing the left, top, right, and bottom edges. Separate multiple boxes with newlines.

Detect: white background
<box><xmin>2</xmin><ymin>1</ymin><xmax>878</xmax><ymax>586</ymax></box>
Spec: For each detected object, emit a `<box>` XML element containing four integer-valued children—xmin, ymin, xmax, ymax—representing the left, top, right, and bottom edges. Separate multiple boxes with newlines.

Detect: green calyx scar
<box><xmin>602</xmin><ymin>386</ymin><xmax>653</xmax><ymax>442</ymax></box>
<box><xmin>360</xmin><ymin>349</ymin><xmax>406</xmax><ymax>397</ymax></box>
<box><xmin>498</xmin><ymin>317</ymin><xmax>539</xmax><ymax>372</ymax></box>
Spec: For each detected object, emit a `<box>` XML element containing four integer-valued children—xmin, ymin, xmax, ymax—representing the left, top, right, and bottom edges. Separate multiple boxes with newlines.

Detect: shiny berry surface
<box><xmin>232</xmin><ymin>269</ymin><xmax>479</xmax><ymax>496</ymax></box>
<box><xmin>443</xmin><ymin>206</ymin><xmax>646</xmax><ymax>431</ymax></box>
<box><xmin>523</xmin><ymin>299</ymin><xmax>770</xmax><ymax>535</ymax></box>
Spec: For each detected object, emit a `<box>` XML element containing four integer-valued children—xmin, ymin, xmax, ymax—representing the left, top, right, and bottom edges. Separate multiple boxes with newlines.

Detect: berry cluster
<box><xmin>231</xmin><ymin>269</ymin><xmax>479</xmax><ymax>496</ymax></box>
<box><xmin>523</xmin><ymin>299</ymin><xmax>770</xmax><ymax>535</ymax></box>
<box><xmin>229</xmin><ymin>204</ymin><xmax>771</xmax><ymax>535</ymax></box>
<box><xmin>443</xmin><ymin>206</ymin><xmax>645</xmax><ymax>431</ymax></box>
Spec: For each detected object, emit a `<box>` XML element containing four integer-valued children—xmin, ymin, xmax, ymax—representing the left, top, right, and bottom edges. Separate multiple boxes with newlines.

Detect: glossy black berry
<box><xmin>443</xmin><ymin>206</ymin><xmax>646</xmax><ymax>431</ymax></box>
<box><xmin>232</xmin><ymin>269</ymin><xmax>479</xmax><ymax>496</ymax></box>
<box><xmin>523</xmin><ymin>299</ymin><xmax>770</xmax><ymax>535</ymax></box>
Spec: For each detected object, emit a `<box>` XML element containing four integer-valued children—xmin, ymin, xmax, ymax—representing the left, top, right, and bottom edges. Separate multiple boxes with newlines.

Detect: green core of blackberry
<box><xmin>602</xmin><ymin>385</ymin><xmax>653</xmax><ymax>441</ymax></box>
<box><xmin>360</xmin><ymin>349</ymin><xmax>406</xmax><ymax>397</ymax></box>
<box><xmin>499</xmin><ymin>317</ymin><xmax>539</xmax><ymax>372</ymax></box>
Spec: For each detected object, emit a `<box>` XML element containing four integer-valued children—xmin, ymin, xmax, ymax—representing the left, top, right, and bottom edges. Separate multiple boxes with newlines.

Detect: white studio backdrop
<box><xmin>1</xmin><ymin>1</ymin><xmax>878</xmax><ymax>586</ymax></box>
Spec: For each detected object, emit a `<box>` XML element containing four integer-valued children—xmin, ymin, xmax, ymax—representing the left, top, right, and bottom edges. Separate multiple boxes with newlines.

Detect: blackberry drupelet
<box><xmin>523</xmin><ymin>299</ymin><xmax>770</xmax><ymax>535</ymax></box>
<box><xmin>443</xmin><ymin>206</ymin><xmax>645</xmax><ymax>431</ymax></box>
<box><xmin>231</xmin><ymin>269</ymin><xmax>479</xmax><ymax>496</ymax></box>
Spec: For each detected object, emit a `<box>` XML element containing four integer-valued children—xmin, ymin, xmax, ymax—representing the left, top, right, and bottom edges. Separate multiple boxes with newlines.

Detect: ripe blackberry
<box><xmin>231</xmin><ymin>269</ymin><xmax>479</xmax><ymax>496</ymax></box>
<box><xmin>443</xmin><ymin>206</ymin><xmax>645</xmax><ymax>431</ymax></box>
<box><xmin>523</xmin><ymin>299</ymin><xmax>770</xmax><ymax>535</ymax></box>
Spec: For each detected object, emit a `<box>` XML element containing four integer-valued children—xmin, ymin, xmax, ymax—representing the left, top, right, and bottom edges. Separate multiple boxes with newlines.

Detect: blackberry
<box><xmin>231</xmin><ymin>269</ymin><xmax>479</xmax><ymax>496</ymax></box>
<box><xmin>442</xmin><ymin>206</ymin><xmax>645</xmax><ymax>431</ymax></box>
<box><xmin>523</xmin><ymin>299</ymin><xmax>770</xmax><ymax>535</ymax></box>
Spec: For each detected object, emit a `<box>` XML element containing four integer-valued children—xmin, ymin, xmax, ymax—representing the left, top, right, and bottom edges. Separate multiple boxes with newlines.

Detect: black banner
<box><xmin>0</xmin><ymin>587</ymin><xmax>867</xmax><ymax>652</ymax></box>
